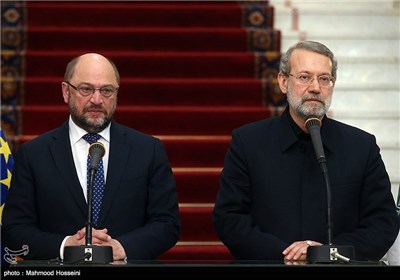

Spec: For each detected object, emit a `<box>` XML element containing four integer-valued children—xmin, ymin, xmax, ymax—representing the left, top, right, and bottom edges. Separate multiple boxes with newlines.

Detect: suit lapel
<box><xmin>50</xmin><ymin>121</ymin><xmax>87</xmax><ymax>217</ymax></box>
<box><xmin>98</xmin><ymin>122</ymin><xmax>131</xmax><ymax>225</ymax></box>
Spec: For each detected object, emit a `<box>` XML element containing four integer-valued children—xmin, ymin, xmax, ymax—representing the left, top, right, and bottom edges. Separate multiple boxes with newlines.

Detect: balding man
<box><xmin>2</xmin><ymin>53</ymin><xmax>180</xmax><ymax>262</ymax></box>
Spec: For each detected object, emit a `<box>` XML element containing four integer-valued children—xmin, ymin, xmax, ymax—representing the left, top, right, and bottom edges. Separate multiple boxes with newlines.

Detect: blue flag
<box><xmin>1</xmin><ymin>128</ymin><xmax>14</xmax><ymax>224</ymax></box>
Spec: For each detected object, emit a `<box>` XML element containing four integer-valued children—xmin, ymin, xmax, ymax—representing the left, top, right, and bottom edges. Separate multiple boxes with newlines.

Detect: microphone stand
<box><xmin>307</xmin><ymin>160</ymin><xmax>354</xmax><ymax>263</ymax></box>
<box><xmin>305</xmin><ymin>117</ymin><xmax>355</xmax><ymax>263</ymax></box>
<box><xmin>85</xmin><ymin>168</ymin><xmax>95</xmax><ymax>246</ymax></box>
<box><xmin>64</xmin><ymin>143</ymin><xmax>113</xmax><ymax>264</ymax></box>
<box><xmin>320</xmin><ymin>160</ymin><xmax>332</xmax><ymax>246</ymax></box>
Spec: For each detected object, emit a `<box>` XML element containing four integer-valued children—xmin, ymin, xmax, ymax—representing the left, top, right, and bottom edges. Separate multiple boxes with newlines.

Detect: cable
<box><xmin>331</xmin><ymin>251</ymin><xmax>350</xmax><ymax>263</ymax></box>
<box><xmin>330</xmin><ymin>251</ymin><xmax>385</xmax><ymax>265</ymax></box>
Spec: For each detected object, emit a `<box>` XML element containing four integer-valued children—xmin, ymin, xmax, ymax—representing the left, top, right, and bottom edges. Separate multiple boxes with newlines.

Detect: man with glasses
<box><xmin>2</xmin><ymin>53</ymin><xmax>180</xmax><ymax>262</ymax></box>
<box><xmin>213</xmin><ymin>41</ymin><xmax>399</xmax><ymax>263</ymax></box>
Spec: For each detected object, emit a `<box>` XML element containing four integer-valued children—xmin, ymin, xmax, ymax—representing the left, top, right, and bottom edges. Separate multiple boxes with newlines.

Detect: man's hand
<box><xmin>64</xmin><ymin>227</ymin><xmax>126</xmax><ymax>260</ymax></box>
<box><xmin>282</xmin><ymin>240</ymin><xmax>322</xmax><ymax>261</ymax></box>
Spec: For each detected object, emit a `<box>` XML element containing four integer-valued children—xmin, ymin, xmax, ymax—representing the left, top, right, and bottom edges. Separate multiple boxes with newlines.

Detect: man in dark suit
<box><xmin>2</xmin><ymin>53</ymin><xmax>180</xmax><ymax>261</ymax></box>
<box><xmin>212</xmin><ymin>41</ymin><xmax>399</xmax><ymax>262</ymax></box>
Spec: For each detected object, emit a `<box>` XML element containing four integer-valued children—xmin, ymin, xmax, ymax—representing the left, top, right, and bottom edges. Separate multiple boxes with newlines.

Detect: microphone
<box><xmin>88</xmin><ymin>142</ymin><xmax>105</xmax><ymax>171</ymax></box>
<box><xmin>86</xmin><ymin>142</ymin><xmax>106</xmax><ymax>246</ymax></box>
<box><xmin>64</xmin><ymin>142</ymin><xmax>113</xmax><ymax>264</ymax></box>
<box><xmin>304</xmin><ymin>116</ymin><xmax>325</xmax><ymax>166</ymax></box>
<box><xmin>304</xmin><ymin>116</ymin><xmax>354</xmax><ymax>263</ymax></box>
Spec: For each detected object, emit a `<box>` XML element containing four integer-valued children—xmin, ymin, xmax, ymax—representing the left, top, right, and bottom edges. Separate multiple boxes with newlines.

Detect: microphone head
<box><xmin>88</xmin><ymin>142</ymin><xmax>105</xmax><ymax>170</ymax></box>
<box><xmin>305</xmin><ymin>116</ymin><xmax>321</xmax><ymax>131</ymax></box>
<box><xmin>304</xmin><ymin>116</ymin><xmax>326</xmax><ymax>164</ymax></box>
<box><xmin>89</xmin><ymin>142</ymin><xmax>106</xmax><ymax>157</ymax></box>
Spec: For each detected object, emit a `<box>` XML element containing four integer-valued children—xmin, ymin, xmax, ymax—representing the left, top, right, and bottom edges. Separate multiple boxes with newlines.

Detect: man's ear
<box><xmin>277</xmin><ymin>73</ymin><xmax>288</xmax><ymax>95</ymax></box>
<box><xmin>61</xmin><ymin>82</ymin><xmax>70</xmax><ymax>104</ymax></box>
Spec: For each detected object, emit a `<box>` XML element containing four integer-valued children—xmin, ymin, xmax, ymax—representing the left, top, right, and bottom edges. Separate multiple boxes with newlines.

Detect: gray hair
<box><xmin>279</xmin><ymin>41</ymin><xmax>338</xmax><ymax>80</ymax></box>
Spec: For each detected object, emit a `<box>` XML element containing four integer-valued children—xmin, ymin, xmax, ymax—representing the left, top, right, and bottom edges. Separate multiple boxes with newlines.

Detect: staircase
<box><xmin>1</xmin><ymin>1</ymin><xmax>283</xmax><ymax>260</ymax></box>
<box><xmin>269</xmin><ymin>0</ymin><xmax>400</xmax><ymax>200</ymax></box>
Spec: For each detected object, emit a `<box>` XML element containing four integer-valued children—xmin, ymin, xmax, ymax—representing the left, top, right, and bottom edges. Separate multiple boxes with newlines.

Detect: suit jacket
<box><xmin>213</xmin><ymin>109</ymin><xmax>399</xmax><ymax>261</ymax></box>
<box><xmin>2</xmin><ymin>120</ymin><xmax>180</xmax><ymax>260</ymax></box>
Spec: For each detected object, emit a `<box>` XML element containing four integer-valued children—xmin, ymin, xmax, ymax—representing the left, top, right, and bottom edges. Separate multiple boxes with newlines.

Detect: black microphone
<box><xmin>86</xmin><ymin>142</ymin><xmax>106</xmax><ymax>246</ymax></box>
<box><xmin>305</xmin><ymin>116</ymin><xmax>326</xmax><ymax>171</ymax></box>
<box><xmin>64</xmin><ymin>141</ymin><xmax>113</xmax><ymax>264</ymax></box>
<box><xmin>304</xmin><ymin>116</ymin><xmax>354</xmax><ymax>263</ymax></box>
<box><xmin>88</xmin><ymin>142</ymin><xmax>105</xmax><ymax>171</ymax></box>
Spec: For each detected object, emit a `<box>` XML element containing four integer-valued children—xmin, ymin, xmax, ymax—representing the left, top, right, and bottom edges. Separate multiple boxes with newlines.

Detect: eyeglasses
<box><xmin>65</xmin><ymin>81</ymin><xmax>118</xmax><ymax>98</ymax></box>
<box><xmin>288</xmin><ymin>73</ymin><xmax>335</xmax><ymax>87</ymax></box>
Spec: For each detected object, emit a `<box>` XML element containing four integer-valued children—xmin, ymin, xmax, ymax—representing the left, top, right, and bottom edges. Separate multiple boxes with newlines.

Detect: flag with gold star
<box><xmin>1</xmin><ymin>128</ymin><xmax>14</xmax><ymax>224</ymax></box>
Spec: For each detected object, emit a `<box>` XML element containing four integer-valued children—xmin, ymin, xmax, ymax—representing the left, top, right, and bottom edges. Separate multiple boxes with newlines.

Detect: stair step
<box><xmin>270</xmin><ymin>0</ymin><xmax>397</xmax><ymax>10</ymax></box>
<box><xmin>327</xmin><ymin>114</ymin><xmax>399</xmax><ymax>144</ymax></box>
<box><xmin>164</xmin><ymin>137</ymin><xmax>229</xmax><ymax>167</ymax></box>
<box><xmin>26</xmin><ymin>27</ymin><xmax>280</xmax><ymax>52</ymax></box>
<box><xmin>173</xmin><ymin>167</ymin><xmax>221</xmax><ymax>204</ymax></box>
<box><xmin>179</xmin><ymin>206</ymin><xmax>218</xmax><ymax>242</ymax></box>
<box><xmin>28</xmin><ymin>1</ymin><xmax>242</xmax><ymax>27</ymax></box>
<box><xmin>297</xmin><ymin>12</ymin><xmax>399</xmax><ymax>37</ymax></box>
<box><xmin>331</xmin><ymin>88</ymin><xmax>399</xmax><ymax>113</ymax></box>
<box><xmin>271</xmin><ymin>1</ymin><xmax>400</xmax><ymax>39</ymax></box>
<box><xmin>27</xmin><ymin>1</ymin><xmax>258</xmax><ymax>28</ymax></box>
<box><xmin>159</xmin><ymin>242</ymin><xmax>233</xmax><ymax>260</ymax></box>
<box><xmin>336</xmin><ymin>59</ymin><xmax>398</xmax><ymax>86</ymax></box>
<box><xmin>23</xmin><ymin>51</ymin><xmax>279</xmax><ymax>78</ymax></box>
<box><xmin>281</xmin><ymin>32</ymin><xmax>399</xmax><ymax>58</ymax></box>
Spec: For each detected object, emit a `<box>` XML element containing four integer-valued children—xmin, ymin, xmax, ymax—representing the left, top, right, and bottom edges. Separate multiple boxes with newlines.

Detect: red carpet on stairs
<box><xmin>3</xmin><ymin>1</ymin><xmax>286</xmax><ymax>261</ymax></box>
<box><xmin>174</xmin><ymin>167</ymin><xmax>221</xmax><ymax>203</ymax></box>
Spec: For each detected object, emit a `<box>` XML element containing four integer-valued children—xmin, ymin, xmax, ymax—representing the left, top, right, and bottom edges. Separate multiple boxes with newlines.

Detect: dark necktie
<box><xmin>82</xmin><ymin>133</ymin><xmax>104</xmax><ymax>227</ymax></box>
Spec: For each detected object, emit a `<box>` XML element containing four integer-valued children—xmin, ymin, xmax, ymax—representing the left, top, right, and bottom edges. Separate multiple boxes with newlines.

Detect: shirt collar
<box><xmin>284</xmin><ymin>108</ymin><xmax>311</xmax><ymax>141</ymax></box>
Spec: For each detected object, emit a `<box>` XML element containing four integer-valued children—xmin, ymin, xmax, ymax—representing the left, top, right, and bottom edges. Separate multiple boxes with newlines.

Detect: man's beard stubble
<box><xmin>69</xmin><ymin>103</ymin><xmax>113</xmax><ymax>134</ymax></box>
<box><xmin>286</xmin><ymin>85</ymin><xmax>331</xmax><ymax>119</ymax></box>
